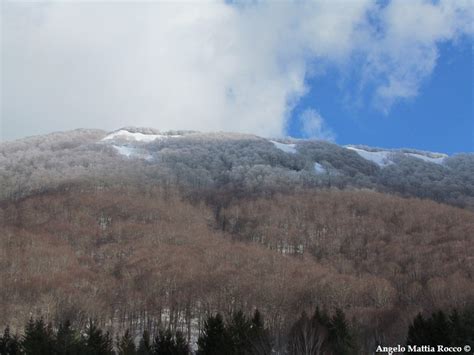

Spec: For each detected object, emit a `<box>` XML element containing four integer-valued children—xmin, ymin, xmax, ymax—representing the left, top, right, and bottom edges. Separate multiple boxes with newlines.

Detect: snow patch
<box><xmin>346</xmin><ymin>146</ymin><xmax>447</xmax><ymax>166</ymax></box>
<box><xmin>103</xmin><ymin>129</ymin><xmax>182</xmax><ymax>143</ymax></box>
<box><xmin>314</xmin><ymin>162</ymin><xmax>326</xmax><ymax>174</ymax></box>
<box><xmin>346</xmin><ymin>146</ymin><xmax>393</xmax><ymax>167</ymax></box>
<box><xmin>270</xmin><ymin>140</ymin><xmax>297</xmax><ymax>154</ymax></box>
<box><xmin>406</xmin><ymin>153</ymin><xmax>446</xmax><ymax>165</ymax></box>
<box><xmin>113</xmin><ymin>145</ymin><xmax>153</xmax><ymax>161</ymax></box>
<box><xmin>113</xmin><ymin>145</ymin><xmax>135</xmax><ymax>157</ymax></box>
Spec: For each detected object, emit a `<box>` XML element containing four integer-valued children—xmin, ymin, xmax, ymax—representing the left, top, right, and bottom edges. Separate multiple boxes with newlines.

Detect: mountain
<box><xmin>1</xmin><ymin>127</ymin><xmax>473</xmax><ymax>208</ymax></box>
<box><xmin>1</xmin><ymin>127</ymin><xmax>474</xmax><ymax>353</ymax></box>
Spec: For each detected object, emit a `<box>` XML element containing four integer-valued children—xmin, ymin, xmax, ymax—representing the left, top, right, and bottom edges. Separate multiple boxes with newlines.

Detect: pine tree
<box><xmin>55</xmin><ymin>320</ymin><xmax>83</xmax><ymax>355</ymax></box>
<box><xmin>154</xmin><ymin>329</ymin><xmax>175</xmax><ymax>355</ymax></box>
<box><xmin>312</xmin><ymin>307</ymin><xmax>330</xmax><ymax>328</ymax></box>
<box><xmin>83</xmin><ymin>320</ymin><xmax>114</xmax><ymax>355</ymax></box>
<box><xmin>118</xmin><ymin>329</ymin><xmax>136</xmax><ymax>355</ymax></box>
<box><xmin>251</xmin><ymin>310</ymin><xmax>264</xmax><ymax>331</ymax></box>
<box><xmin>407</xmin><ymin>308</ymin><xmax>474</xmax><ymax>349</ymax></box>
<box><xmin>103</xmin><ymin>332</ymin><xmax>114</xmax><ymax>355</ymax></box>
<box><xmin>429</xmin><ymin>310</ymin><xmax>451</xmax><ymax>346</ymax></box>
<box><xmin>406</xmin><ymin>313</ymin><xmax>429</xmax><ymax>346</ymax></box>
<box><xmin>197</xmin><ymin>313</ymin><xmax>232</xmax><ymax>355</ymax></box>
<box><xmin>328</xmin><ymin>308</ymin><xmax>355</xmax><ymax>355</ymax></box>
<box><xmin>227</xmin><ymin>310</ymin><xmax>252</xmax><ymax>354</ymax></box>
<box><xmin>22</xmin><ymin>318</ymin><xmax>55</xmax><ymax>355</ymax></box>
<box><xmin>174</xmin><ymin>331</ymin><xmax>189</xmax><ymax>355</ymax></box>
<box><xmin>248</xmin><ymin>310</ymin><xmax>271</xmax><ymax>355</ymax></box>
<box><xmin>0</xmin><ymin>326</ymin><xmax>21</xmax><ymax>355</ymax></box>
<box><xmin>137</xmin><ymin>330</ymin><xmax>153</xmax><ymax>355</ymax></box>
<box><xmin>458</xmin><ymin>307</ymin><xmax>474</xmax><ymax>348</ymax></box>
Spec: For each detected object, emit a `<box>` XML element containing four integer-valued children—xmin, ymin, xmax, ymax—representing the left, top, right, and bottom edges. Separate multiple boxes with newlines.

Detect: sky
<box><xmin>1</xmin><ymin>0</ymin><xmax>473</xmax><ymax>154</ymax></box>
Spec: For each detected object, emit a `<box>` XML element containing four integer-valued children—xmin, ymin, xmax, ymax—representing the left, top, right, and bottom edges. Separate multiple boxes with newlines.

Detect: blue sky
<box><xmin>289</xmin><ymin>38</ymin><xmax>473</xmax><ymax>154</ymax></box>
<box><xmin>2</xmin><ymin>1</ymin><xmax>473</xmax><ymax>154</ymax></box>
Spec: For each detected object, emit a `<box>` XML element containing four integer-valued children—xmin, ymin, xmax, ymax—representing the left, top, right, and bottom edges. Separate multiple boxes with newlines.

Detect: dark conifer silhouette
<box><xmin>137</xmin><ymin>330</ymin><xmax>153</xmax><ymax>355</ymax></box>
<box><xmin>117</xmin><ymin>329</ymin><xmax>136</xmax><ymax>355</ymax></box>
<box><xmin>55</xmin><ymin>320</ymin><xmax>83</xmax><ymax>355</ymax></box>
<box><xmin>197</xmin><ymin>313</ymin><xmax>232</xmax><ymax>355</ymax></box>
<box><xmin>22</xmin><ymin>318</ymin><xmax>55</xmax><ymax>355</ymax></box>
<box><xmin>83</xmin><ymin>320</ymin><xmax>114</xmax><ymax>355</ymax></box>
<box><xmin>0</xmin><ymin>326</ymin><xmax>21</xmax><ymax>355</ymax></box>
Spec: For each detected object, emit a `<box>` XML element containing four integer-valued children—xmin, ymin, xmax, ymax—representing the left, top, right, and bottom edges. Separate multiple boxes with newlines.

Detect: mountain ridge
<box><xmin>1</xmin><ymin>127</ymin><xmax>473</xmax><ymax>208</ymax></box>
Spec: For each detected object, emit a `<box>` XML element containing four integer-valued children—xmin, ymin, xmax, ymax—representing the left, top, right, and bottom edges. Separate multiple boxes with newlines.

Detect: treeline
<box><xmin>2</xmin><ymin>307</ymin><xmax>473</xmax><ymax>354</ymax></box>
<box><xmin>406</xmin><ymin>308</ymin><xmax>474</xmax><ymax>351</ymax></box>
<box><xmin>0</xmin><ymin>317</ymin><xmax>188</xmax><ymax>355</ymax></box>
<box><xmin>0</xmin><ymin>308</ymin><xmax>359</xmax><ymax>354</ymax></box>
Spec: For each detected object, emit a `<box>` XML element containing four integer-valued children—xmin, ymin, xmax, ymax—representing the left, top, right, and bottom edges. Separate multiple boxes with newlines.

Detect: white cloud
<box><xmin>1</xmin><ymin>0</ymin><xmax>472</xmax><ymax>141</ymax></box>
<box><xmin>299</xmin><ymin>108</ymin><xmax>335</xmax><ymax>141</ymax></box>
<box><xmin>363</xmin><ymin>0</ymin><xmax>474</xmax><ymax>111</ymax></box>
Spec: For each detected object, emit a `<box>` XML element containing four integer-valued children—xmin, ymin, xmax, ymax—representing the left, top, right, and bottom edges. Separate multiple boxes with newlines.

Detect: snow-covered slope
<box><xmin>270</xmin><ymin>140</ymin><xmax>297</xmax><ymax>154</ymax></box>
<box><xmin>102</xmin><ymin>129</ymin><xmax>183</xmax><ymax>142</ymax></box>
<box><xmin>345</xmin><ymin>146</ymin><xmax>447</xmax><ymax>167</ymax></box>
<box><xmin>2</xmin><ymin>127</ymin><xmax>473</xmax><ymax>208</ymax></box>
<box><xmin>100</xmin><ymin>128</ymin><xmax>451</xmax><ymax>169</ymax></box>
<box><xmin>314</xmin><ymin>162</ymin><xmax>326</xmax><ymax>174</ymax></box>
<box><xmin>345</xmin><ymin>147</ymin><xmax>394</xmax><ymax>167</ymax></box>
<box><xmin>406</xmin><ymin>152</ymin><xmax>446</xmax><ymax>164</ymax></box>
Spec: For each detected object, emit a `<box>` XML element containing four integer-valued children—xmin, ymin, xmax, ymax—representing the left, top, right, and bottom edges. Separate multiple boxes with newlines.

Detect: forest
<box><xmin>1</xmin><ymin>129</ymin><xmax>473</xmax><ymax>353</ymax></box>
<box><xmin>2</xmin><ymin>307</ymin><xmax>473</xmax><ymax>354</ymax></box>
<box><xmin>1</xmin><ymin>183</ymin><xmax>473</xmax><ymax>353</ymax></box>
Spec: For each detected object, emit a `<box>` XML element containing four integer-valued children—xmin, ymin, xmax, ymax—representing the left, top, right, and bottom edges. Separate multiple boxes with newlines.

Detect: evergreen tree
<box><xmin>153</xmin><ymin>329</ymin><xmax>188</xmax><ymax>355</ymax></box>
<box><xmin>328</xmin><ymin>308</ymin><xmax>355</xmax><ymax>355</ymax></box>
<box><xmin>450</xmin><ymin>307</ymin><xmax>474</xmax><ymax>347</ymax></box>
<box><xmin>103</xmin><ymin>332</ymin><xmax>114</xmax><ymax>355</ymax></box>
<box><xmin>55</xmin><ymin>320</ymin><xmax>83</xmax><ymax>355</ymax></box>
<box><xmin>174</xmin><ymin>331</ymin><xmax>189</xmax><ymax>355</ymax></box>
<box><xmin>154</xmin><ymin>329</ymin><xmax>175</xmax><ymax>355</ymax></box>
<box><xmin>0</xmin><ymin>326</ymin><xmax>21</xmax><ymax>355</ymax></box>
<box><xmin>449</xmin><ymin>309</ymin><xmax>464</xmax><ymax>345</ymax></box>
<box><xmin>407</xmin><ymin>308</ymin><xmax>474</xmax><ymax>350</ymax></box>
<box><xmin>312</xmin><ymin>307</ymin><xmax>330</xmax><ymax>329</ymax></box>
<box><xmin>137</xmin><ymin>330</ymin><xmax>153</xmax><ymax>355</ymax></box>
<box><xmin>22</xmin><ymin>318</ymin><xmax>55</xmax><ymax>355</ymax></box>
<box><xmin>83</xmin><ymin>320</ymin><xmax>114</xmax><ymax>355</ymax></box>
<box><xmin>406</xmin><ymin>310</ymin><xmax>451</xmax><ymax>348</ymax></box>
<box><xmin>197</xmin><ymin>313</ymin><xmax>232</xmax><ymax>355</ymax></box>
<box><xmin>118</xmin><ymin>329</ymin><xmax>136</xmax><ymax>355</ymax></box>
<box><xmin>248</xmin><ymin>310</ymin><xmax>271</xmax><ymax>355</ymax></box>
<box><xmin>459</xmin><ymin>307</ymin><xmax>474</xmax><ymax>347</ymax></box>
<box><xmin>429</xmin><ymin>311</ymin><xmax>451</xmax><ymax>346</ymax></box>
<box><xmin>227</xmin><ymin>310</ymin><xmax>252</xmax><ymax>354</ymax></box>
<box><xmin>406</xmin><ymin>313</ymin><xmax>430</xmax><ymax>346</ymax></box>
<box><xmin>250</xmin><ymin>310</ymin><xmax>264</xmax><ymax>331</ymax></box>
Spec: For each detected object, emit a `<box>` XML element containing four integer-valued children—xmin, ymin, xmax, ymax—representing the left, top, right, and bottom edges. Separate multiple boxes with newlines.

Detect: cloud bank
<box><xmin>1</xmin><ymin>0</ymin><xmax>472</xmax><ymax>141</ymax></box>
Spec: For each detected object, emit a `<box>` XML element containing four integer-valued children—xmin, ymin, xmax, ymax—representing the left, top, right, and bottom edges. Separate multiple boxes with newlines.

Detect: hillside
<box><xmin>1</xmin><ymin>186</ymin><xmax>473</xmax><ymax>352</ymax></box>
<box><xmin>1</xmin><ymin>128</ymin><xmax>473</xmax><ymax>353</ymax></box>
<box><xmin>1</xmin><ymin>128</ymin><xmax>473</xmax><ymax>208</ymax></box>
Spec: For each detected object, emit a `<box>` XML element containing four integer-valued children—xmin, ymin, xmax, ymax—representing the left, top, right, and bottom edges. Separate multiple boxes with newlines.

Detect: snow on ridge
<box><xmin>346</xmin><ymin>146</ymin><xmax>393</xmax><ymax>167</ymax></box>
<box><xmin>406</xmin><ymin>152</ymin><xmax>446</xmax><ymax>165</ymax></box>
<box><xmin>270</xmin><ymin>140</ymin><xmax>297</xmax><ymax>154</ymax></box>
<box><xmin>314</xmin><ymin>162</ymin><xmax>326</xmax><ymax>174</ymax></box>
<box><xmin>346</xmin><ymin>146</ymin><xmax>447</xmax><ymax>166</ymax></box>
<box><xmin>102</xmin><ymin>129</ymin><xmax>182</xmax><ymax>143</ymax></box>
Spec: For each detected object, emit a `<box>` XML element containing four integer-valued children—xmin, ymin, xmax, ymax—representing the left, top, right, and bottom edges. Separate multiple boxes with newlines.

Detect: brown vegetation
<box><xmin>0</xmin><ymin>186</ymin><xmax>473</xmax><ymax>352</ymax></box>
